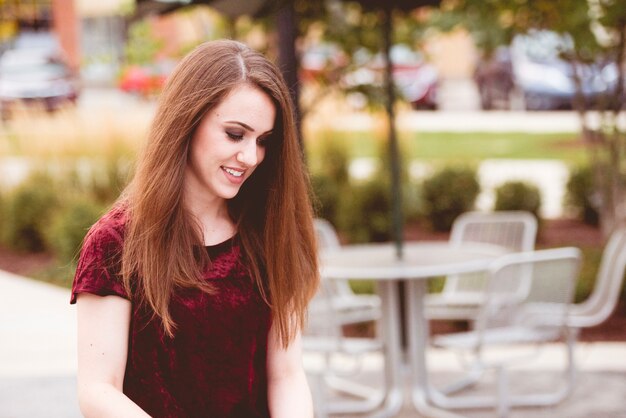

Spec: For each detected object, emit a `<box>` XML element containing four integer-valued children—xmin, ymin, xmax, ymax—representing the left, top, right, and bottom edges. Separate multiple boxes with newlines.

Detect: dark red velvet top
<box><xmin>70</xmin><ymin>208</ymin><xmax>272</xmax><ymax>418</ymax></box>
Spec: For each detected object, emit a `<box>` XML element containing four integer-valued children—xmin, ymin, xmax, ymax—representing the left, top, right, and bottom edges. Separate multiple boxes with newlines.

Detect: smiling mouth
<box><xmin>222</xmin><ymin>166</ymin><xmax>245</xmax><ymax>177</ymax></box>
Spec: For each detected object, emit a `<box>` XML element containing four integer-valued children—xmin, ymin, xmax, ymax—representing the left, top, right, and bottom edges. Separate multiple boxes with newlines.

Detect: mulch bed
<box><xmin>0</xmin><ymin>244</ymin><xmax>55</xmax><ymax>277</ymax></box>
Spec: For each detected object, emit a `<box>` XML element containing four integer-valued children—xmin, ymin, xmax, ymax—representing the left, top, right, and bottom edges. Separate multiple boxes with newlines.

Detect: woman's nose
<box><xmin>236</xmin><ymin>140</ymin><xmax>260</xmax><ymax>166</ymax></box>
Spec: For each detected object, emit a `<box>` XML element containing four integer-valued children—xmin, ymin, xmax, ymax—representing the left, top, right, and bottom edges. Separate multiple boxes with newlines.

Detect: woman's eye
<box><xmin>257</xmin><ymin>136</ymin><xmax>269</xmax><ymax>147</ymax></box>
<box><xmin>226</xmin><ymin>131</ymin><xmax>244</xmax><ymax>141</ymax></box>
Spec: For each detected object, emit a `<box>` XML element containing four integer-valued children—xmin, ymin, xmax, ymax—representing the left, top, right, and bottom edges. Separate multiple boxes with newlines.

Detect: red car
<box><xmin>118</xmin><ymin>64</ymin><xmax>171</xmax><ymax>98</ymax></box>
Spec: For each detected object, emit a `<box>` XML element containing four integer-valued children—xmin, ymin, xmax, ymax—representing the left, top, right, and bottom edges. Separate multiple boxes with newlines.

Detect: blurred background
<box><xmin>1</xmin><ymin>0</ymin><xmax>624</xmax><ymax>308</ymax></box>
<box><xmin>0</xmin><ymin>0</ymin><xmax>625</xmax><ymax>416</ymax></box>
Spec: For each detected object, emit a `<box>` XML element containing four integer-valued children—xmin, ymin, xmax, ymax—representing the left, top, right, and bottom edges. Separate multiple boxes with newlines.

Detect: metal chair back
<box><xmin>568</xmin><ymin>227</ymin><xmax>626</xmax><ymax>328</ymax></box>
<box><xmin>426</xmin><ymin>211</ymin><xmax>538</xmax><ymax>321</ymax></box>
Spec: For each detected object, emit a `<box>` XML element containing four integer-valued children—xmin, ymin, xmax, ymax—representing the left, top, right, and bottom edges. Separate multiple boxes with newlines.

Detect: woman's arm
<box><xmin>266</xmin><ymin>324</ymin><xmax>314</xmax><ymax>418</ymax></box>
<box><xmin>76</xmin><ymin>293</ymin><xmax>151</xmax><ymax>417</ymax></box>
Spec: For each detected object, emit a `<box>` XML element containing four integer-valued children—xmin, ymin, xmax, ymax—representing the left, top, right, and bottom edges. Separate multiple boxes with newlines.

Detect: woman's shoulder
<box><xmin>72</xmin><ymin>204</ymin><xmax>130</xmax><ymax>304</ymax></box>
<box><xmin>84</xmin><ymin>204</ymin><xmax>128</xmax><ymax>249</ymax></box>
<box><xmin>81</xmin><ymin>205</ymin><xmax>128</xmax><ymax>256</ymax></box>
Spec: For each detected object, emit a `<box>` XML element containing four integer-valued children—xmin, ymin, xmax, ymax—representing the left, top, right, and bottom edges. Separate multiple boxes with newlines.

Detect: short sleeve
<box><xmin>70</xmin><ymin>209</ymin><xmax>129</xmax><ymax>304</ymax></box>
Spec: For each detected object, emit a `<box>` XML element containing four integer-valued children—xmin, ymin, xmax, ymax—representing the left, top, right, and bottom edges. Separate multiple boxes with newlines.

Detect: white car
<box><xmin>475</xmin><ymin>30</ymin><xmax>618</xmax><ymax>111</ymax></box>
<box><xmin>0</xmin><ymin>34</ymin><xmax>79</xmax><ymax>118</ymax></box>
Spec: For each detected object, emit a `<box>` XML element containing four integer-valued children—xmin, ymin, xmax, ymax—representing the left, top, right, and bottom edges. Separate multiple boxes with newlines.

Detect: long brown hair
<box><xmin>120</xmin><ymin>40</ymin><xmax>319</xmax><ymax>347</ymax></box>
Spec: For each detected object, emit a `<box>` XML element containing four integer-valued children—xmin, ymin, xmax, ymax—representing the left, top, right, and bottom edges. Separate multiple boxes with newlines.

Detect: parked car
<box><xmin>300</xmin><ymin>43</ymin><xmax>439</xmax><ymax>110</ymax></box>
<box><xmin>117</xmin><ymin>59</ymin><xmax>177</xmax><ymax>99</ymax></box>
<box><xmin>348</xmin><ymin>44</ymin><xmax>439</xmax><ymax>110</ymax></box>
<box><xmin>475</xmin><ymin>30</ymin><xmax>618</xmax><ymax>111</ymax></box>
<box><xmin>0</xmin><ymin>32</ymin><xmax>79</xmax><ymax>118</ymax></box>
<box><xmin>389</xmin><ymin>45</ymin><xmax>438</xmax><ymax>110</ymax></box>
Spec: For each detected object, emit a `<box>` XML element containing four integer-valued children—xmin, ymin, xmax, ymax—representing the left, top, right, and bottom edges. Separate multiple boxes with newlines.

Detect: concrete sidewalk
<box><xmin>306</xmin><ymin>343</ymin><xmax>626</xmax><ymax>417</ymax></box>
<box><xmin>1</xmin><ymin>269</ymin><xmax>626</xmax><ymax>417</ymax></box>
<box><xmin>0</xmin><ymin>270</ymin><xmax>80</xmax><ymax>418</ymax></box>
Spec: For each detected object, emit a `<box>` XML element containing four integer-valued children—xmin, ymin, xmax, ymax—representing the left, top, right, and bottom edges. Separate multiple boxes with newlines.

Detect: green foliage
<box><xmin>573</xmin><ymin>246</ymin><xmax>603</xmax><ymax>303</ymax></box>
<box><xmin>494</xmin><ymin>181</ymin><xmax>542</xmax><ymax>220</ymax></box>
<box><xmin>31</xmin><ymin>263</ymin><xmax>77</xmax><ymax>289</ymax></box>
<box><xmin>337</xmin><ymin>176</ymin><xmax>392</xmax><ymax>243</ymax></box>
<box><xmin>0</xmin><ymin>158</ymin><xmax>125</xmax><ymax>286</ymax></box>
<box><xmin>2</xmin><ymin>172</ymin><xmax>60</xmax><ymax>252</ymax></box>
<box><xmin>317</xmin><ymin>136</ymin><xmax>351</xmax><ymax>186</ymax></box>
<box><xmin>59</xmin><ymin>158</ymin><xmax>131</xmax><ymax>206</ymax></box>
<box><xmin>376</xmin><ymin>135</ymin><xmax>411</xmax><ymax>183</ymax></box>
<box><xmin>431</xmin><ymin>1</ymin><xmax>515</xmax><ymax>55</ymax></box>
<box><xmin>565</xmin><ymin>165</ymin><xmax>599</xmax><ymax>226</ymax></box>
<box><xmin>0</xmin><ymin>156</ymin><xmax>126</xmax><ymax>258</ymax></box>
<box><xmin>421</xmin><ymin>166</ymin><xmax>480</xmax><ymax>232</ymax></box>
<box><xmin>434</xmin><ymin>0</ymin><xmax>626</xmax><ymax>229</ymax></box>
<box><xmin>309</xmin><ymin>135</ymin><xmax>351</xmax><ymax>226</ymax></box>
<box><xmin>311</xmin><ymin>172</ymin><xmax>342</xmax><ymax>226</ymax></box>
<box><xmin>44</xmin><ymin>196</ymin><xmax>105</xmax><ymax>264</ymax></box>
<box><xmin>89</xmin><ymin>158</ymin><xmax>132</xmax><ymax>205</ymax></box>
<box><xmin>124</xmin><ymin>20</ymin><xmax>163</xmax><ymax>65</ymax></box>
<box><xmin>402</xmin><ymin>179</ymin><xmax>422</xmax><ymax>224</ymax></box>
<box><xmin>348</xmin><ymin>279</ymin><xmax>375</xmax><ymax>295</ymax></box>
<box><xmin>433</xmin><ymin>0</ymin><xmax>598</xmax><ymax>55</ymax></box>
<box><xmin>295</xmin><ymin>0</ymin><xmax>439</xmax><ymax>112</ymax></box>
<box><xmin>306</xmin><ymin>130</ymin><xmax>584</xmax><ymax>163</ymax></box>
<box><xmin>375</xmin><ymin>136</ymin><xmax>421</xmax><ymax>222</ymax></box>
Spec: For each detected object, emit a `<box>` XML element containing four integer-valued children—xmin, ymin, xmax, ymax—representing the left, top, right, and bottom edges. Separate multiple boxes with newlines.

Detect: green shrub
<box><xmin>402</xmin><ymin>179</ymin><xmax>422</xmax><ymax>224</ymax></box>
<box><xmin>309</xmin><ymin>134</ymin><xmax>351</xmax><ymax>227</ymax></box>
<box><xmin>421</xmin><ymin>166</ymin><xmax>480</xmax><ymax>232</ymax></box>
<box><xmin>376</xmin><ymin>135</ymin><xmax>412</xmax><ymax>183</ymax></box>
<box><xmin>45</xmin><ymin>195</ymin><xmax>105</xmax><ymax>264</ymax></box>
<box><xmin>89</xmin><ymin>158</ymin><xmax>132</xmax><ymax>205</ymax></box>
<box><xmin>317</xmin><ymin>136</ymin><xmax>350</xmax><ymax>187</ymax></box>
<box><xmin>337</xmin><ymin>176</ymin><xmax>392</xmax><ymax>243</ymax></box>
<box><xmin>494</xmin><ymin>180</ymin><xmax>542</xmax><ymax>220</ymax></box>
<box><xmin>565</xmin><ymin>165</ymin><xmax>599</xmax><ymax>226</ymax></box>
<box><xmin>2</xmin><ymin>172</ymin><xmax>60</xmax><ymax>252</ymax></box>
<box><xmin>32</xmin><ymin>263</ymin><xmax>77</xmax><ymax>289</ymax></box>
<box><xmin>348</xmin><ymin>279</ymin><xmax>375</xmax><ymax>294</ymax></box>
<box><xmin>311</xmin><ymin>172</ymin><xmax>342</xmax><ymax>226</ymax></box>
<box><xmin>574</xmin><ymin>247</ymin><xmax>603</xmax><ymax>303</ymax></box>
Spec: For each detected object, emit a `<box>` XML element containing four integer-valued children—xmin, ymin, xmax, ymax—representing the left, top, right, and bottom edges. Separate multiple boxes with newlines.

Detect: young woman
<box><xmin>71</xmin><ymin>40</ymin><xmax>319</xmax><ymax>417</ymax></box>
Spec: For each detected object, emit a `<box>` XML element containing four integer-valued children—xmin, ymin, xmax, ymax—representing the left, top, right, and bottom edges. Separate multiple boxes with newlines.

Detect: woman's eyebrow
<box><xmin>226</xmin><ymin>121</ymin><xmax>273</xmax><ymax>135</ymax></box>
<box><xmin>225</xmin><ymin>121</ymin><xmax>254</xmax><ymax>131</ymax></box>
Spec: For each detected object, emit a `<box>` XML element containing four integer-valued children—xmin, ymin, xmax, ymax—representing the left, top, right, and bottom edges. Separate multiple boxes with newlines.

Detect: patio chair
<box><xmin>430</xmin><ymin>247</ymin><xmax>582</xmax><ymax>417</ymax></box>
<box><xmin>304</xmin><ymin>280</ymin><xmax>385</xmax><ymax>417</ymax></box>
<box><xmin>567</xmin><ymin>226</ymin><xmax>626</xmax><ymax>330</ymax></box>
<box><xmin>425</xmin><ymin>210</ymin><xmax>538</xmax><ymax>321</ymax></box>
<box><xmin>542</xmin><ymin>226</ymin><xmax>626</xmax><ymax>397</ymax></box>
<box><xmin>304</xmin><ymin>219</ymin><xmax>385</xmax><ymax>416</ymax></box>
<box><xmin>310</xmin><ymin>218</ymin><xmax>381</xmax><ymax>325</ymax></box>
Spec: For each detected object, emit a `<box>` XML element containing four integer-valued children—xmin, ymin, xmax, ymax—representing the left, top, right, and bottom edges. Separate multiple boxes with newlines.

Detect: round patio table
<box><xmin>320</xmin><ymin>241</ymin><xmax>507</xmax><ymax>418</ymax></box>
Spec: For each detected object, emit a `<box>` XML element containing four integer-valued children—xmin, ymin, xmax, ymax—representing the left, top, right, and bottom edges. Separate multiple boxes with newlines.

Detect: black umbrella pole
<box><xmin>382</xmin><ymin>6</ymin><xmax>404</xmax><ymax>260</ymax></box>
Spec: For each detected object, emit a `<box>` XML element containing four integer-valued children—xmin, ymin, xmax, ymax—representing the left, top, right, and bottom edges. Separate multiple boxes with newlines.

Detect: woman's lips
<box><xmin>221</xmin><ymin>166</ymin><xmax>246</xmax><ymax>184</ymax></box>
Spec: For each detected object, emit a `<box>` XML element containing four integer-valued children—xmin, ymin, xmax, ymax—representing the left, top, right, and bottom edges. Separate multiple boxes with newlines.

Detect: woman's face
<box><xmin>185</xmin><ymin>83</ymin><xmax>276</xmax><ymax>205</ymax></box>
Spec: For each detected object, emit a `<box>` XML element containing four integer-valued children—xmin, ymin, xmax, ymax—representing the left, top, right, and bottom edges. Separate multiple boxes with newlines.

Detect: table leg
<box><xmin>405</xmin><ymin>280</ymin><xmax>467</xmax><ymax>418</ymax></box>
<box><xmin>368</xmin><ymin>280</ymin><xmax>404</xmax><ymax>418</ymax></box>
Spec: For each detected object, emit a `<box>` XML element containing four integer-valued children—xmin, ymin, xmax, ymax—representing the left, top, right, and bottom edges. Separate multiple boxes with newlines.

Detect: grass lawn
<box><xmin>306</xmin><ymin>130</ymin><xmax>588</xmax><ymax>165</ymax></box>
<box><xmin>404</xmin><ymin>131</ymin><xmax>586</xmax><ymax>163</ymax></box>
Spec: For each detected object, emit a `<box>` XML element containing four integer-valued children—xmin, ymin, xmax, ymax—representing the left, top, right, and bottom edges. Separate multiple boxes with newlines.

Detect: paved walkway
<box><xmin>306</xmin><ymin>343</ymin><xmax>626</xmax><ymax>417</ymax></box>
<box><xmin>2</xmin><ymin>269</ymin><xmax>626</xmax><ymax>417</ymax></box>
<box><xmin>0</xmin><ymin>270</ymin><xmax>79</xmax><ymax>417</ymax></box>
